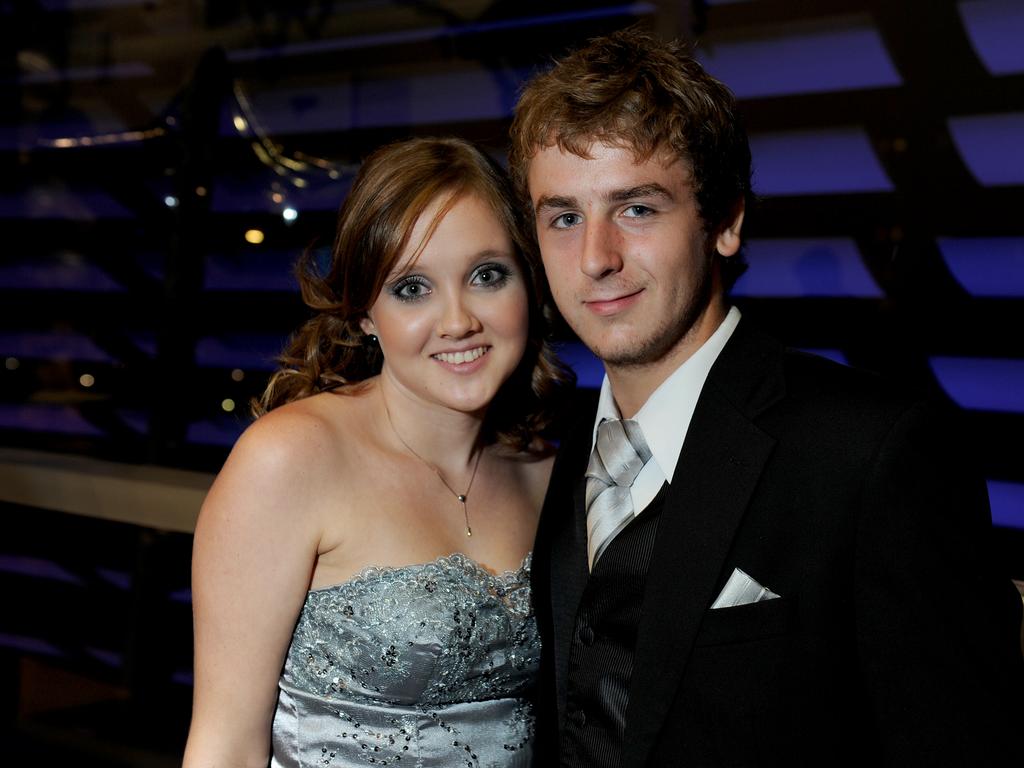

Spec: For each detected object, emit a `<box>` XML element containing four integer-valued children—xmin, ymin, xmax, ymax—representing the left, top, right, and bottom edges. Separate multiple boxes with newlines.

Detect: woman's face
<box><xmin>360</xmin><ymin>192</ymin><xmax>530</xmax><ymax>415</ymax></box>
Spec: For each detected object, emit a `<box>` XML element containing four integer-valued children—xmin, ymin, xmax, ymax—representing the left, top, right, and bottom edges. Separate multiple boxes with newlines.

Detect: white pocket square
<box><xmin>710</xmin><ymin>568</ymin><xmax>781</xmax><ymax>609</ymax></box>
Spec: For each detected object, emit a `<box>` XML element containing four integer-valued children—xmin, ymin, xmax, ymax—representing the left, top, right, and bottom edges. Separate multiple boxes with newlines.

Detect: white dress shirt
<box><xmin>591</xmin><ymin>306</ymin><xmax>741</xmax><ymax>516</ymax></box>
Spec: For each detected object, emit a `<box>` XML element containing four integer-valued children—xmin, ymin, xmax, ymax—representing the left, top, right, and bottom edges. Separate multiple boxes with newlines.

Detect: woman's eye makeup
<box><xmin>389</xmin><ymin>276</ymin><xmax>430</xmax><ymax>302</ymax></box>
<box><xmin>471</xmin><ymin>262</ymin><xmax>513</xmax><ymax>288</ymax></box>
<box><xmin>386</xmin><ymin>260</ymin><xmax>513</xmax><ymax>301</ymax></box>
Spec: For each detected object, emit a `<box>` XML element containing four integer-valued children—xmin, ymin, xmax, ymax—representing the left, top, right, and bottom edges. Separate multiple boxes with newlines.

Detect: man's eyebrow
<box><xmin>606</xmin><ymin>183</ymin><xmax>675</xmax><ymax>203</ymax></box>
<box><xmin>534</xmin><ymin>194</ymin><xmax>578</xmax><ymax>213</ymax></box>
<box><xmin>534</xmin><ymin>184</ymin><xmax>675</xmax><ymax>213</ymax></box>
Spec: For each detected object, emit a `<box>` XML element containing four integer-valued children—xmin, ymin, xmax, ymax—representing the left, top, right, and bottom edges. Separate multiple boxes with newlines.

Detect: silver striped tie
<box><xmin>585</xmin><ymin>418</ymin><xmax>653</xmax><ymax>569</ymax></box>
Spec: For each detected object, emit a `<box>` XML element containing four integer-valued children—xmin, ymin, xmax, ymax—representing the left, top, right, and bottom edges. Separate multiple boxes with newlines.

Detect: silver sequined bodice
<box><xmin>270</xmin><ymin>552</ymin><xmax>539</xmax><ymax>768</ymax></box>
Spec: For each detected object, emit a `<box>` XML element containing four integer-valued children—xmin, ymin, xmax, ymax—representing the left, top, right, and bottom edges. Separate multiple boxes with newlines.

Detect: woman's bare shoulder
<box><xmin>240</xmin><ymin>389</ymin><xmax>370</xmax><ymax>467</ymax></box>
<box><xmin>201</xmin><ymin>389</ymin><xmax>372</xmax><ymax>525</ymax></box>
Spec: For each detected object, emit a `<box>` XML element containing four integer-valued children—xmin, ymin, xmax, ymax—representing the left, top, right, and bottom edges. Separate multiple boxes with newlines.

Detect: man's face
<box><xmin>527</xmin><ymin>141</ymin><xmax>742</xmax><ymax>372</ymax></box>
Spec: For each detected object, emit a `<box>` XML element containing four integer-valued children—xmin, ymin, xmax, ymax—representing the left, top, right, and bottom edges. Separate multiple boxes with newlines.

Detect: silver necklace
<box><xmin>382</xmin><ymin>398</ymin><xmax>482</xmax><ymax>537</ymax></box>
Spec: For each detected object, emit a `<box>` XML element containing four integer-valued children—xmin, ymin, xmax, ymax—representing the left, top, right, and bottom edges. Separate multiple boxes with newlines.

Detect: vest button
<box><xmin>579</xmin><ymin>626</ymin><xmax>595</xmax><ymax>646</ymax></box>
<box><xmin>570</xmin><ymin>708</ymin><xmax>586</xmax><ymax>727</ymax></box>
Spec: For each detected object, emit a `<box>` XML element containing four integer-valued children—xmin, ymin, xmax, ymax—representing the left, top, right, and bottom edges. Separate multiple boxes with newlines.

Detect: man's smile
<box><xmin>583</xmin><ymin>288</ymin><xmax>645</xmax><ymax>316</ymax></box>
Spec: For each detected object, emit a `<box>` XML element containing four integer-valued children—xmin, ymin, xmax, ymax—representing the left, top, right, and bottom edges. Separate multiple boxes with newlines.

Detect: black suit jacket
<box><xmin>532</xmin><ymin>318</ymin><xmax>1024</xmax><ymax>767</ymax></box>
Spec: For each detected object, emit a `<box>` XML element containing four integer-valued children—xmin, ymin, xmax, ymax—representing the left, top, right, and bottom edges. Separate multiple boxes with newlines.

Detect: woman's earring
<box><xmin>367</xmin><ymin>334</ymin><xmax>378</xmax><ymax>345</ymax></box>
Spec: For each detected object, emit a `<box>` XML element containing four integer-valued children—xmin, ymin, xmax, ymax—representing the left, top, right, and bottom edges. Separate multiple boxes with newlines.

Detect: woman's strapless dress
<box><xmin>270</xmin><ymin>552</ymin><xmax>539</xmax><ymax>768</ymax></box>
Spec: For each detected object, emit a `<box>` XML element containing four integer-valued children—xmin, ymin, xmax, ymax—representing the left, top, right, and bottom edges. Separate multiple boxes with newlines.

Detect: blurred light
<box><xmin>5</xmin><ymin>357</ymin><xmax>19</xmax><ymax>370</ymax></box>
<box><xmin>732</xmin><ymin>239</ymin><xmax>883</xmax><ymax>298</ymax></box>
<box><xmin>221</xmin><ymin>398</ymin><xmax>236</xmax><ymax>412</ymax></box>
<box><xmin>0</xmin><ymin>403</ymin><xmax>104</xmax><ymax>436</ymax></box>
<box><xmin>37</xmin><ymin>128</ymin><xmax>165</xmax><ymax>150</ymax></box>
<box><xmin>164</xmin><ymin>195</ymin><xmax>178</xmax><ymax>208</ymax></box>
<box><xmin>697</xmin><ymin>22</ymin><xmax>901</xmax><ymax>99</ymax></box>
<box><xmin>195</xmin><ymin>186</ymin><xmax>208</xmax><ymax>197</ymax></box>
<box><xmin>555</xmin><ymin>341</ymin><xmax>604</xmax><ymax>389</ymax></box>
<box><xmin>797</xmin><ymin>349</ymin><xmax>850</xmax><ymax>367</ymax></box>
<box><xmin>16</xmin><ymin>58</ymin><xmax>153</xmax><ymax>86</ymax></box>
<box><xmin>86</xmin><ymin>648</ymin><xmax>122</xmax><ymax>668</ymax></box>
<box><xmin>958</xmin><ymin>0</ymin><xmax>1024</xmax><ymax>75</ymax></box>
<box><xmin>244</xmin><ymin>228</ymin><xmax>265</xmax><ymax>245</ymax></box>
<box><xmin>292</xmin><ymin>177</ymin><xmax>308</xmax><ymax>188</ymax></box>
<box><xmin>186</xmin><ymin>417</ymin><xmax>246</xmax><ymax>447</ymax></box>
<box><xmin>0</xmin><ymin>633</ymin><xmax>63</xmax><ymax>657</ymax></box>
<box><xmin>204</xmin><ymin>253</ymin><xmax>294</xmax><ymax>291</ymax></box>
<box><xmin>750</xmin><ymin>128</ymin><xmax>893</xmax><ymax>196</ymax></box>
<box><xmin>231</xmin><ymin>368</ymin><xmax>245</xmax><ymax>382</ymax></box>
<box><xmin>929</xmin><ymin>357</ymin><xmax>1024</xmax><ymax>413</ymax></box>
<box><xmin>79</xmin><ymin>373</ymin><xmax>95</xmax><ymax>388</ymax></box>
<box><xmin>232</xmin><ymin>115</ymin><xmax>249</xmax><ymax>132</ymax></box>
<box><xmin>0</xmin><ymin>332</ymin><xmax>112</xmax><ymax>362</ymax></box>
<box><xmin>282</xmin><ymin>207</ymin><xmax>298</xmax><ymax>222</ymax></box>
<box><xmin>937</xmin><ymin>237</ymin><xmax>1024</xmax><ymax>297</ymax></box>
<box><xmin>988</xmin><ymin>480</ymin><xmax>1024</xmax><ymax>530</ymax></box>
<box><xmin>227</xmin><ymin>4</ymin><xmax>659</xmax><ymax>66</ymax></box>
<box><xmin>0</xmin><ymin>555</ymin><xmax>83</xmax><ymax>585</ymax></box>
<box><xmin>196</xmin><ymin>334</ymin><xmax>284</xmax><ymax>370</ymax></box>
<box><xmin>948</xmin><ymin>112</ymin><xmax>1024</xmax><ymax>186</ymax></box>
<box><xmin>271</xmin><ymin>192</ymin><xmax>284</xmax><ymax>204</ymax></box>
<box><xmin>81</xmin><ymin>567</ymin><xmax>133</xmax><ymax>592</ymax></box>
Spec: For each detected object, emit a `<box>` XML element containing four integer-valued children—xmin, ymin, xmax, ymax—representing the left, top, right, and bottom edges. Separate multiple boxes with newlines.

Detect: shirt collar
<box><xmin>592</xmin><ymin>306</ymin><xmax>742</xmax><ymax>482</ymax></box>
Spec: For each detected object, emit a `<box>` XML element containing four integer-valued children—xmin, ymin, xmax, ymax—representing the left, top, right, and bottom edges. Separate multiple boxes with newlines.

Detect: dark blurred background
<box><xmin>2</xmin><ymin>0</ymin><xmax>1022</xmax><ymax>765</ymax></box>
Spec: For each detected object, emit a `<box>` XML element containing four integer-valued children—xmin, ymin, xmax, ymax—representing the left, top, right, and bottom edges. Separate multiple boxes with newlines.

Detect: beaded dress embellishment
<box><xmin>270</xmin><ymin>552</ymin><xmax>538</xmax><ymax>768</ymax></box>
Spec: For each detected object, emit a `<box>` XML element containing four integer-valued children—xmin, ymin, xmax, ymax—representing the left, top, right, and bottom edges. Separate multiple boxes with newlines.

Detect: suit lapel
<box><xmin>537</xmin><ymin>392</ymin><xmax>596</xmax><ymax>729</ymax></box>
<box><xmin>621</xmin><ymin>321</ymin><xmax>786</xmax><ymax>768</ymax></box>
<box><xmin>550</xmin><ymin>467</ymin><xmax>589</xmax><ymax>726</ymax></box>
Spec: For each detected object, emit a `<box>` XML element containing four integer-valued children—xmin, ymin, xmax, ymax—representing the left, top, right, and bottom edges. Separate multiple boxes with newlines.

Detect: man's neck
<box><xmin>605</xmin><ymin>300</ymin><xmax>728</xmax><ymax>418</ymax></box>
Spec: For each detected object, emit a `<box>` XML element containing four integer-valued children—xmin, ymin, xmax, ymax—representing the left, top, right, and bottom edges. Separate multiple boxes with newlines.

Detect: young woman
<box><xmin>182</xmin><ymin>137</ymin><xmax>571</xmax><ymax>768</ymax></box>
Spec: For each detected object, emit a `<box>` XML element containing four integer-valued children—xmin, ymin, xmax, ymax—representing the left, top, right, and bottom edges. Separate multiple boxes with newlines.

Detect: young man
<box><xmin>510</xmin><ymin>28</ymin><xmax>1023</xmax><ymax>767</ymax></box>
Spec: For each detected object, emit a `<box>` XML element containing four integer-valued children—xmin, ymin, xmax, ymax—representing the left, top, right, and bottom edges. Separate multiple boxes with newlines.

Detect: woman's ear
<box><xmin>358</xmin><ymin>315</ymin><xmax>376</xmax><ymax>336</ymax></box>
<box><xmin>716</xmin><ymin>199</ymin><xmax>745</xmax><ymax>258</ymax></box>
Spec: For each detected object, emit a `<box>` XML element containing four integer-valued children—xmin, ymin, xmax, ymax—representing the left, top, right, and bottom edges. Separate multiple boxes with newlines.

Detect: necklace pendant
<box><xmin>383</xmin><ymin>397</ymin><xmax>481</xmax><ymax>542</ymax></box>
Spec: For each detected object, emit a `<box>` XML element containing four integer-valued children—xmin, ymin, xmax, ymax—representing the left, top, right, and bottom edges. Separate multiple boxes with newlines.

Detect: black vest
<box><xmin>560</xmin><ymin>484</ymin><xmax>668</xmax><ymax>768</ymax></box>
